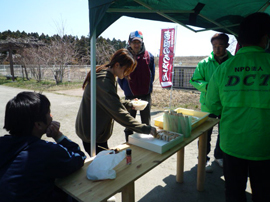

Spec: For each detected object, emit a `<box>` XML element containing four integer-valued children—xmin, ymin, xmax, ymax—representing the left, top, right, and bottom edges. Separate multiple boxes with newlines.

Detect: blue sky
<box><xmin>1</xmin><ymin>0</ymin><xmax>236</xmax><ymax>56</ymax></box>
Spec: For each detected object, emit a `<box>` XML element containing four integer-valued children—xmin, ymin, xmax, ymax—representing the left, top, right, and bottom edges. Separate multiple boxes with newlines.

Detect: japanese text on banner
<box><xmin>158</xmin><ymin>28</ymin><xmax>175</xmax><ymax>88</ymax></box>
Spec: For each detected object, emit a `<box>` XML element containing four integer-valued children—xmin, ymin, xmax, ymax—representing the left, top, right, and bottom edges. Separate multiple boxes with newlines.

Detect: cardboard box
<box><xmin>128</xmin><ymin>131</ymin><xmax>184</xmax><ymax>154</ymax></box>
<box><xmin>154</xmin><ymin>107</ymin><xmax>209</xmax><ymax>130</ymax></box>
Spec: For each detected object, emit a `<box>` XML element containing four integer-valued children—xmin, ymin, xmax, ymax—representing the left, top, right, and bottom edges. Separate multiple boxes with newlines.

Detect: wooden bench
<box><xmin>56</xmin><ymin>118</ymin><xmax>219</xmax><ymax>202</ymax></box>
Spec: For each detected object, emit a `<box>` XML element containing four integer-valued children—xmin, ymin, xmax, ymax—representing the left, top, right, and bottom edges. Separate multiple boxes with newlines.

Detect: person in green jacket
<box><xmin>190</xmin><ymin>33</ymin><xmax>233</xmax><ymax>172</ymax></box>
<box><xmin>75</xmin><ymin>49</ymin><xmax>157</xmax><ymax>156</ymax></box>
<box><xmin>206</xmin><ymin>12</ymin><xmax>270</xmax><ymax>202</ymax></box>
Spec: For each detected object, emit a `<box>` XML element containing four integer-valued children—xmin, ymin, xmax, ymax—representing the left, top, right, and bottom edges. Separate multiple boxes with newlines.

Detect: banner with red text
<box><xmin>159</xmin><ymin>28</ymin><xmax>175</xmax><ymax>88</ymax></box>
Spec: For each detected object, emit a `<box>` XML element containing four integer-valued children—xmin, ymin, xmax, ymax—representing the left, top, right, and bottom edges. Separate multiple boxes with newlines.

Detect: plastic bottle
<box><xmin>163</xmin><ymin>110</ymin><xmax>169</xmax><ymax>130</ymax></box>
<box><xmin>126</xmin><ymin>148</ymin><xmax>132</xmax><ymax>165</ymax></box>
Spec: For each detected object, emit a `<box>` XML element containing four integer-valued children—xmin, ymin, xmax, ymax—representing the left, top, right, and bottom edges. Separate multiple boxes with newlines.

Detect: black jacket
<box><xmin>0</xmin><ymin>135</ymin><xmax>86</xmax><ymax>202</ymax></box>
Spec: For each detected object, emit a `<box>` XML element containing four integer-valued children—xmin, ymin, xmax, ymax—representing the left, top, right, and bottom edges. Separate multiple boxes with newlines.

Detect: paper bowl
<box><xmin>131</xmin><ymin>100</ymin><xmax>148</xmax><ymax>111</ymax></box>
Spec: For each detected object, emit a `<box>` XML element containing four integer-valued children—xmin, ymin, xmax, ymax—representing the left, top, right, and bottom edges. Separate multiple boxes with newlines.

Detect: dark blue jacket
<box><xmin>0</xmin><ymin>135</ymin><xmax>86</xmax><ymax>202</ymax></box>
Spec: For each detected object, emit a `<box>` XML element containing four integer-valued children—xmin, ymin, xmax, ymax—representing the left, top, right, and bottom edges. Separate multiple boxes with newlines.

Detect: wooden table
<box><xmin>56</xmin><ymin>117</ymin><xmax>219</xmax><ymax>202</ymax></box>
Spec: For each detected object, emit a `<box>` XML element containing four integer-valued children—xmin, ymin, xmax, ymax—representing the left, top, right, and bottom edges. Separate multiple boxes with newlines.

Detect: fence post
<box><xmin>68</xmin><ymin>65</ymin><xmax>71</xmax><ymax>82</ymax></box>
<box><xmin>85</xmin><ymin>65</ymin><xmax>88</xmax><ymax>76</ymax></box>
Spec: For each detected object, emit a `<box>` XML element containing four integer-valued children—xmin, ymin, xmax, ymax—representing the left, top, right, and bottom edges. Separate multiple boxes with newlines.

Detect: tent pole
<box><xmin>90</xmin><ymin>29</ymin><xmax>97</xmax><ymax>157</ymax></box>
<box><xmin>169</xmin><ymin>26</ymin><xmax>177</xmax><ymax>110</ymax></box>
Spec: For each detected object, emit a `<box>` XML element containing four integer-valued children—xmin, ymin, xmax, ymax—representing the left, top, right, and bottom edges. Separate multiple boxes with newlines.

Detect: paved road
<box><xmin>0</xmin><ymin>85</ymin><xmax>252</xmax><ymax>202</ymax></box>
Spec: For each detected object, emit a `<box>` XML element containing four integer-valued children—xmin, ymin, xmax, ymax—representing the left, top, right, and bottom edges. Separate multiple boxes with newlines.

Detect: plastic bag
<box><xmin>86</xmin><ymin>150</ymin><xmax>126</xmax><ymax>181</ymax></box>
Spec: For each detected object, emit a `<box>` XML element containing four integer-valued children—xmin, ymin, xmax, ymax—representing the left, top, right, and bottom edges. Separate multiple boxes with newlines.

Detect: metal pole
<box><xmin>169</xmin><ymin>26</ymin><xmax>178</xmax><ymax>110</ymax></box>
<box><xmin>90</xmin><ymin>29</ymin><xmax>97</xmax><ymax>157</ymax></box>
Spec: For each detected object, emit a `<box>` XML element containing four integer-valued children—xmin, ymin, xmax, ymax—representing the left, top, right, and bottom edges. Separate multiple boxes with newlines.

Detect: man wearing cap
<box><xmin>190</xmin><ymin>33</ymin><xmax>233</xmax><ymax>173</ymax></box>
<box><xmin>118</xmin><ymin>30</ymin><xmax>155</xmax><ymax>142</ymax></box>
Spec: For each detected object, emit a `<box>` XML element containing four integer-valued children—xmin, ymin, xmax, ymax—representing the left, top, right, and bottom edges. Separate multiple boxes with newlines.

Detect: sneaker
<box><xmin>205</xmin><ymin>161</ymin><xmax>213</xmax><ymax>173</ymax></box>
<box><xmin>215</xmin><ymin>158</ymin><xmax>223</xmax><ymax>168</ymax></box>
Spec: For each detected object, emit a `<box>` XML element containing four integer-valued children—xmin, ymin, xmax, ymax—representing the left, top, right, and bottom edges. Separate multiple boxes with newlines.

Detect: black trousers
<box><xmin>83</xmin><ymin>141</ymin><xmax>109</xmax><ymax>157</ymax></box>
<box><xmin>223</xmin><ymin>152</ymin><xmax>270</xmax><ymax>202</ymax></box>
<box><xmin>124</xmin><ymin>94</ymin><xmax>151</xmax><ymax>142</ymax></box>
<box><xmin>199</xmin><ymin>113</ymin><xmax>223</xmax><ymax>161</ymax></box>
<box><xmin>53</xmin><ymin>186</ymin><xmax>78</xmax><ymax>202</ymax></box>
<box><xmin>206</xmin><ymin>114</ymin><xmax>223</xmax><ymax>160</ymax></box>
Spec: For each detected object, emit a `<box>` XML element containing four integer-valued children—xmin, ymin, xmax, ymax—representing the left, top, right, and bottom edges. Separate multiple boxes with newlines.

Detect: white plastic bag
<box><xmin>86</xmin><ymin>150</ymin><xmax>126</xmax><ymax>180</ymax></box>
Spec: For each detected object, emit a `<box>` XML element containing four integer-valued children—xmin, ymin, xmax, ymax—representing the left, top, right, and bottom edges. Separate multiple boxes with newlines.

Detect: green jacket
<box><xmin>190</xmin><ymin>51</ymin><xmax>233</xmax><ymax>112</ymax></box>
<box><xmin>75</xmin><ymin>69</ymin><xmax>151</xmax><ymax>143</ymax></box>
<box><xmin>206</xmin><ymin>46</ymin><xmax>270</xmax><ymax>160</ymax></box>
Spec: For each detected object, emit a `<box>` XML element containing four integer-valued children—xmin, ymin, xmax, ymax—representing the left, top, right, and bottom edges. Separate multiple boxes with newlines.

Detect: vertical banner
<box><xmin>159</xmin><ymin>28</ymin><xmax>175</xmax><ymax>88</ymax></box>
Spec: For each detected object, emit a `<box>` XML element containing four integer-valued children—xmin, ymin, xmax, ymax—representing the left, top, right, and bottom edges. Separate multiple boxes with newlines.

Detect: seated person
<box><xmin>0</xmin><ymin>91</ymin><xmax>86</xmax><ymax>202</ymax></box>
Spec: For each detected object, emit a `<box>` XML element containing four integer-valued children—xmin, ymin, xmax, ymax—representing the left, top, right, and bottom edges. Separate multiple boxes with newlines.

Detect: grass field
<box><xmin>0</xmin><ymin>76</ymin><xmax>82</xmax><ymax>91</ymax></box>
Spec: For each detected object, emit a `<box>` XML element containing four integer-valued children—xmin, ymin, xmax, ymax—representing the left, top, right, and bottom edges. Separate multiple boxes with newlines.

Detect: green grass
<box><xmin>0</xmin><ymin>76</ymin><xmax>82</xmax><ymax>92</ymax></box>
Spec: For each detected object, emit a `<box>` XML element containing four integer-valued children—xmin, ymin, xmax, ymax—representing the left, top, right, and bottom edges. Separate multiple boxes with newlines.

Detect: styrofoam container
<box><xmin>130</xmin><ymin>100</ymin><xmax>148</xmax><ymax>110</ymax></box>
<box><xmin>128</xmin><ymin>131</ymin><xmax>184</xmax><ymax>154</ymax></box>
<box><xmin>154</xmin><ymin>107</ymin><xmax>209</xmax><ymax>130</ymax></box>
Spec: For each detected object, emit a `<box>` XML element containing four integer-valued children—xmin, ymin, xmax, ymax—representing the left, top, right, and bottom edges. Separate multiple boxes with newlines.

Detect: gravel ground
<box><xmin>0</xmin><ymin>85</ymin><xmax>252</xmax><ymax>202</ymax></box>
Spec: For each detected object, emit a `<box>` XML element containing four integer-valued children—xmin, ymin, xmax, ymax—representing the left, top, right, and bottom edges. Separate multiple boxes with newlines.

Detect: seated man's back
<box><xmin>0</xmin><ymin>91</ymin><xmax>86</xmax><ymax>202</ymax></box>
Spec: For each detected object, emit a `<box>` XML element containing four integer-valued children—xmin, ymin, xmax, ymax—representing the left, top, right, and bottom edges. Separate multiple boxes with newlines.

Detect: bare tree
<box><xmin>3</xmin><ymin>19</ymin><xmax>122</xmax><ymax>84</ymax></box>
<box><xmin>17</xmin><ymin>43</ymin><xmax>53</xmax><ymax>82</ymax></box>
<box><xmin>46</xmin><ymin>35</ymin><xmax>78</xmax><ymax>84</ymax></box>
<box><xmin>19</xmin><ymin>48</ymin><xmax>41</xmax><ymax>82</ymax></box>
<box><xmin>77</xmin><ymin>36</ymin><xmax>116</xmax><ymax>66</ymax></box>
<box><xmin>95</xmin><ymin>38</ymin><xmax>116</xmax><ymax>65</ymax></box>
<box><xmin>0</xmin><ymin>37</ymin><xmax>45</xmax><ymax>81</ymax></box>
